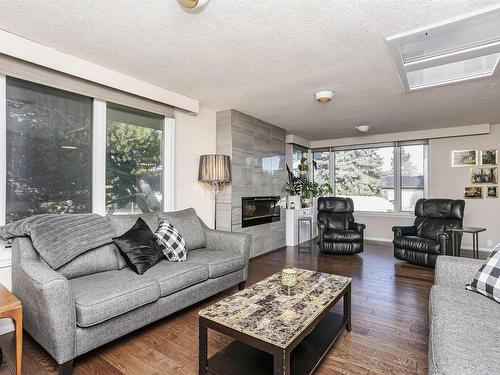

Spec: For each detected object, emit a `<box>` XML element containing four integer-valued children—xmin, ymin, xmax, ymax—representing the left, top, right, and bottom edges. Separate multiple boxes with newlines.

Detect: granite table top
<box><xmin>198</xmin><ymin>268</ymin><xmax>351</xmax><ymax>348</ymax></box>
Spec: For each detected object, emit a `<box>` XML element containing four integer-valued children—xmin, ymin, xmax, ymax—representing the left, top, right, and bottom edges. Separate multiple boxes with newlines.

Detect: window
<box><xmin>335</xmin><ymin>147</ymin><xmax>395</xmax><ymax>212</ymax></box>
<box><xmin>400</xmin><ymin>145</ymin><xmax>425</xmax><ymax>212</ymax></box>
<box><xmin>312</xmin><ymin>142</ymin><xmax>428</xmax><ymax>213</ymax></box>
<box><xmin>106</xmin><ymin>103</ymin><xmax>164</xmax><ymax>214</ymax></box>
<box><xmin>5</xmin><ymin>78</ymin><xmax>92</xmax><ymax>222</ymax></box>
<box><xmin>313</xmin><ymin>150</ymin><xmax>330</xmax><ymax>185</ymax></box>
<box><xmin>292</xmin><ymin>144</ymin><xmax>308</xmax><ymax>176</ymax></box>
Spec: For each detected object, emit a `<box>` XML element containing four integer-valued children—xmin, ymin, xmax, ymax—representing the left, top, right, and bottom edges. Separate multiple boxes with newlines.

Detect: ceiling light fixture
<box><xmin>355</xmin><ymin>125</ymin><xmax>371</xmax><ymax>133</ymax></box>
<box><xmin>178</xmin><ymin>0</ymin><xmax>209</xmax><ymax>10</ymax></box>
<box><xmin>314</xmin><ymin>90</ymin><xmax>335</xmax><ymax>103</ymax></box>
<box><xmin>61</xmin><ymin>145</ymin><xmax>78</xmax><ymax>150</ymax></box>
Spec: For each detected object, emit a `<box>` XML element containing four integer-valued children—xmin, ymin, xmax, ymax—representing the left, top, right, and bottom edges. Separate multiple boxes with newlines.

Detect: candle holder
<box><xmin>281</xmin><ymin>268</ymin><xmax>298</xmax><ymax>295</ymax></box>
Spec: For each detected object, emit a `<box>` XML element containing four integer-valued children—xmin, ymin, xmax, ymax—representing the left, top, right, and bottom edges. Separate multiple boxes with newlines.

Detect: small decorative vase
<box><xmin>281</xmin><ymin>268</ymin><xmax>298</xmax><ymax>295</ymax></box>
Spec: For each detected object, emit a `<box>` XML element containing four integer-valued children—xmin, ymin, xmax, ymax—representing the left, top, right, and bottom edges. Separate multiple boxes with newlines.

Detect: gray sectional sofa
<box><xmin>11</xmin><ymin>208</ymin><xmax>250</xmax><ymax>375</ymax></box>
<box><xmin>430</xmin><ymin>256</ymin><xmax>500</xmax><ymax>375</ymax></box>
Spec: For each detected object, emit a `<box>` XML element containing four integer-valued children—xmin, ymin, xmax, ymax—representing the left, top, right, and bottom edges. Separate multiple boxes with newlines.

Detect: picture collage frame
<box><xmin>454</xmin><ymin>149</ymin><xmax>498</xmax><ymax>199</ymax></box>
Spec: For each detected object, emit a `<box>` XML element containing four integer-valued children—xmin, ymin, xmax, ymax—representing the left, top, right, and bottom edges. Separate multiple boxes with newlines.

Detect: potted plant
<box><xmin>300</xmin><ymin>182</ymin><xmax>313</xmax><ymax>208</ymax></box>
<box><xmin>285</xmin><ymin>165</ymin><xmax>301</xmax><ymax>209</ymax></box>
<box><xmin>297</xmin><ymin>157</ymin><xmax>309</xmax><ymax>178</ymax></box>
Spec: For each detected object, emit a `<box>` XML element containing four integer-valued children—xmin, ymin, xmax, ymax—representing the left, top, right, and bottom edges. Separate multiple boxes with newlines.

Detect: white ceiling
<box><xmin>1</xmin><ymin>0</ymin><xmax>500</xmax><ymax>140</ymax></box>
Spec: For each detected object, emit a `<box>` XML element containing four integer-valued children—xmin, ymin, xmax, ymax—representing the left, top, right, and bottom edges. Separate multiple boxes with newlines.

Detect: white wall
<box><xmin>174</xmin><ymin>106</ymin><xmax>217</xmax><ymax>228</ymax></box>
<box><xmin>357</xmin><ymin>213</ymin><xmax>414</xmax><ymax>242</ymax></box>
<box><xmin>430</xmin><ymin>123</ymin><xmax>500</xmax><ymax>251</ymax></box>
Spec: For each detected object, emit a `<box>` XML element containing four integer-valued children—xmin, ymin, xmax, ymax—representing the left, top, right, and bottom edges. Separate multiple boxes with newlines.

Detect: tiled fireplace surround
<box><xmin>216</xmin><ymin>109</ymin><xmax>286</xmax><ymax>258</ymax></box>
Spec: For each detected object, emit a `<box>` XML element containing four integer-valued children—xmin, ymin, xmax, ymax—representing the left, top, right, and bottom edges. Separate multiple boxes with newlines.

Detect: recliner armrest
<box><xmin>349</xmin><ymin>222</ymin><xmax>366</xmax><ymax>232</ymax></box>
<box><xmin>392</xmin><ymin>225</ymin><xmax>417</xmax><ymax>237</ymax></box>
<box><xmin>317</xmin><ymin>222</ymin><xmax>327</xmax><ymax>232</ymax></box>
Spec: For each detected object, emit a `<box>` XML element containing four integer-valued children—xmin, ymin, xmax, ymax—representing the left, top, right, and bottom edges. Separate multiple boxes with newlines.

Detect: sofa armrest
<box><xmin>392</xmin><ymin>225</ymin><xmax>417</xmax><ymax>237</ymax></box>
<box><xmin>434</xmin><ymin>256</ymin><xmax>484</xmax><ymax>288</ymax></box>
<box><xmin>203</xmin><ymin>228</ymin><xmax>251</xmax><ymax>278</ymax></box>
<box><xmin>12</xmin><ymin>238</ymin><xmax>76</xmax><ymax>364</ymax></box>
<box><xmin>349</xmin><ymin>222</ymin><xmax>366</xmax><ymax>232</ymax></box>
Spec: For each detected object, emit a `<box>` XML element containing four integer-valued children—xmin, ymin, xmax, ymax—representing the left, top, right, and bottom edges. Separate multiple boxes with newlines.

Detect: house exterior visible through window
<box><xmin>106</xmin><ymin>103</ymin><xmax>164</xmax><ymax>214</ymax></box>
<box><xmin>5</xmin><ymin>77</ymin><xmax>93</xmax><ymax>222</ymax></box>
<box><xmin>306</xmin><ymin>142</ymin><xmax>427</xmax><ymax>214</ymax></box>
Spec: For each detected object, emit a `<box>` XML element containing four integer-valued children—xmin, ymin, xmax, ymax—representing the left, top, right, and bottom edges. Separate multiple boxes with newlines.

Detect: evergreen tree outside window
<box><xmin>335</xmin><ymin>147</ymin><xmax>395</xmax><ymax>212</ymax></box>
<box><xmin>313</xmin><ymin>150</ymin><xmax>330</xmax><ymax>185</ymax></box>
<box><xmin>5</xmin><ymin>78</ymin><xmax>92</xmax><ymax>223</ymax></box>
<box><xmin>106</xmin><ymin>103</ymin><xmax>164</xmax><ymax>214</ymax></box>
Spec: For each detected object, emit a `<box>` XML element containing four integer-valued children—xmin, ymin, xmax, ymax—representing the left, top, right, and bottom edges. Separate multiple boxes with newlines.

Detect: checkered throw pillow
<box><xmin>466</xmin><ymin>246</ymin><xmax>500</xmax><ymax>303</ymax></box>
<box><xmin>154</xmin><ymin>221</ymin><xmax>187</xmax><ymax>262</ymax></box>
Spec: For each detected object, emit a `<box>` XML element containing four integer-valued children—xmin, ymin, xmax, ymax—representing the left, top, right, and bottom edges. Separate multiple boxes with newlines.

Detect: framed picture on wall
<box><xmin>464</xmin><ymin>186</ymin><xmax>483</xmax><ymax>199</ymax></box>
<box><xmin>480</xmin><ymin>150</ymin><xmax>498</xmax><ymax>165</ymax></box>
<box><xmin>452</xmin><ymin>150</ymin><xmax>477</xmax><ymax>167</ymax></box>
<box><xmin>470</xmin><ymin>166</ymin><xmax>498</xmax><ymax>184</ymax></box>
<box><xmin>487</xmin><ymin>186</ymin><xmax>498</xmax><ymax>198</ymax></box>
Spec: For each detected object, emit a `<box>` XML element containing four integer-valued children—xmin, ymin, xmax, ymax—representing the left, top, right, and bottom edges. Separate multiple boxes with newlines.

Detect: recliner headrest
<box><xmin>414</xmin><ymin>198</ymin><xmax>464</xmax><ymax>219</ymax></box>
<box><xmin>317</xmin><ymin>197</ymin><xmax>354</xmax><ymax>213</ymax></box>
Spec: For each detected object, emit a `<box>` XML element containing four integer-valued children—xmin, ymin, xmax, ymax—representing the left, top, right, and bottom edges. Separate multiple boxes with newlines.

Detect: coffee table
<box><xmin>198</xmin><ymin>268</ymin><xmax>352</xmax><ymax>375</ymax></box>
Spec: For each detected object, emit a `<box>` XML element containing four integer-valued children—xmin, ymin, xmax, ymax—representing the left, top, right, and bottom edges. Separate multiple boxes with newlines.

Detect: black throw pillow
<box><xmin>112</xmin><ymin>217</ymin><xmax>163</xmax><ymax>275</ymax></box>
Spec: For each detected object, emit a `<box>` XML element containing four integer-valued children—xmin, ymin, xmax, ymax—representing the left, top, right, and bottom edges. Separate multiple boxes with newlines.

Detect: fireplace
<box><xmin>242</xmin><ymin>196</ymin><xmax>281</xmax><ymax>228</ymax></box>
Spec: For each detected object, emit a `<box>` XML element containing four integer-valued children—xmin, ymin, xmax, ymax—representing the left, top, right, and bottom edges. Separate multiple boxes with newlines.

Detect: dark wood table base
<box><xmin>199</xmin><ymin>286</ymin><xmax>351</xmax><ymax>375</ymax></box>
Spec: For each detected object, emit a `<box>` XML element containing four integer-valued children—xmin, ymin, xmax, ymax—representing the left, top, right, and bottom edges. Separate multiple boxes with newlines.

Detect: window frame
<box><xmin>0</xmin><ymin>73</ymin><xmax>175</xmax><ymax>226</ymax></box>
<box><xmin>311</xmin><ymin>140</ymin><xmax>428</xmax><ymax>215</ymax></box>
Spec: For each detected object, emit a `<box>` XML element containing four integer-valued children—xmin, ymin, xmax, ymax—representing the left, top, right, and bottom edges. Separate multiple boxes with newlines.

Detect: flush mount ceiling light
<box><xmin>314</xmin><ymin>90</ymin><xmax>335</xmax><ymax>103</ymax></box>
<box><xmin>178</xmin><ymin>0</ymin><xmax>208</xmax><ymax>9</ymax></box>
<box><xmin>355</xmin><ymin>125</ymin><xmax>371</xmax><ymax>133</ymax></box>
<box><xmin>385</xmin><ymin>5</ymin><xmax>500</xmax><ymax>92</ymax></box>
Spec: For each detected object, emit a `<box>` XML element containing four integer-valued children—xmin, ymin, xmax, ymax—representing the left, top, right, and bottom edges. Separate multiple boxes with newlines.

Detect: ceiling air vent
<box><xmin>385</xmin><ymin>5</ymin><xmax>500</xmax><ymax>92</ymax></box>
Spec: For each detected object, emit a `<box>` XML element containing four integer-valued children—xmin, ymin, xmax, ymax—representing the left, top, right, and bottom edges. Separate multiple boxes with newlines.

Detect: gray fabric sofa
<box><xmin>430</xmin><ymin>256</ymin><xmax>500</xmax><ymax>375</ymax></box>
<box><xmin>11</xmin><ymin>208</ymin><xmax>250</xmax><ymax>375</ymax></box>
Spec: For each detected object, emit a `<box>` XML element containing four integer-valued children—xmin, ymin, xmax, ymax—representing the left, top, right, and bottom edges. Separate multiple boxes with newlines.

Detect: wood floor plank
<box><xmin>0</xmin><ymin>241</ymin><xmax>433</xmax><ymax>374</ymax></box>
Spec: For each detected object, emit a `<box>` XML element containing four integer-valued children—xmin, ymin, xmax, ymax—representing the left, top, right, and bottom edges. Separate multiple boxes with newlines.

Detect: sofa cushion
<box><xmin>143</xmin><ymin>260</ymin><xmax>209</xmax><ymax>297</ymax></box>
<box><xmin>429</xmin><ymin>285</ymin><xmax>500</xmax><ymax>375</ymax></box>
<box><xmin>323</xmin><ymin>229</ymin><xmax>362</xmax><ymax>243</ymax></box>
<box><xmin>107</xmin><ymin>213</ymin><xmax>160</xmax><ymax>236</ymax></box>
<box><xmin>158</xmin><ymin>208</ymin><xmax>206</xmax><ymax>250</ymax></box>
<box><xmin>70</xmin><ymin>269</ymin><xmax>160</xmax><ymax>327</ymax></box>
<box><xmin>187</xmin><ymin>248</ymin><xmax>245</xmax><ymax>278</ymax></box>
<box><xmin>55</xmin><ymin>243</ymin><xmax>120</xmax><ymax>279</ymax></box>
<box><xmin>393</xmin><ymin>236</ymin><xmax>441</xmax><ymax>254</ymax></box>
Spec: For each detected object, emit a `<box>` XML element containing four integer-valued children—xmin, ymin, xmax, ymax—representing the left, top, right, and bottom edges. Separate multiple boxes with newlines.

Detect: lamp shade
<box><xmin>198</xmin><ymin>154</ymin><xmax>231</xmax><ymax>184</ymax></box>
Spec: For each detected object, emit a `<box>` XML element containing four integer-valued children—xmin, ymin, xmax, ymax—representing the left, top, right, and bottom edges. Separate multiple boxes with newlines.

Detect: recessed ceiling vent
<box><xmin>385</xmin><ymin>5</ymin><xmax>500</xmax><ymax>92</ymax></box>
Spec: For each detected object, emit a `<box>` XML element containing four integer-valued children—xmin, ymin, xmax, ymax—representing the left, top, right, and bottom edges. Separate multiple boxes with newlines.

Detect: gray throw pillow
<box><xmin>158</xmin><ymin>208</ymin><xmax>206</xmax><ymax>250</ymax></box>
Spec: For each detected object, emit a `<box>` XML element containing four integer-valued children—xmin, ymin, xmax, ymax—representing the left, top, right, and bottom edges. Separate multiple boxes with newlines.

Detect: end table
<box><xmin>451</xmin><ymin>227</ymin><xmax>486</xmax><ymax>259</ymax></box>
<box><xmin>0</xmin><ymin>283</ymin><xmax>22</xmax><ymax>375</ymax></box>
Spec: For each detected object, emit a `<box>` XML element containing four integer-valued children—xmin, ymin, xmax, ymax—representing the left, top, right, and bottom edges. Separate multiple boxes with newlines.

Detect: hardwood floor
<box><xmin>0</xmin><ymin>241</ymin><xmax>436</xmax><ymax>375</ymax></box>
